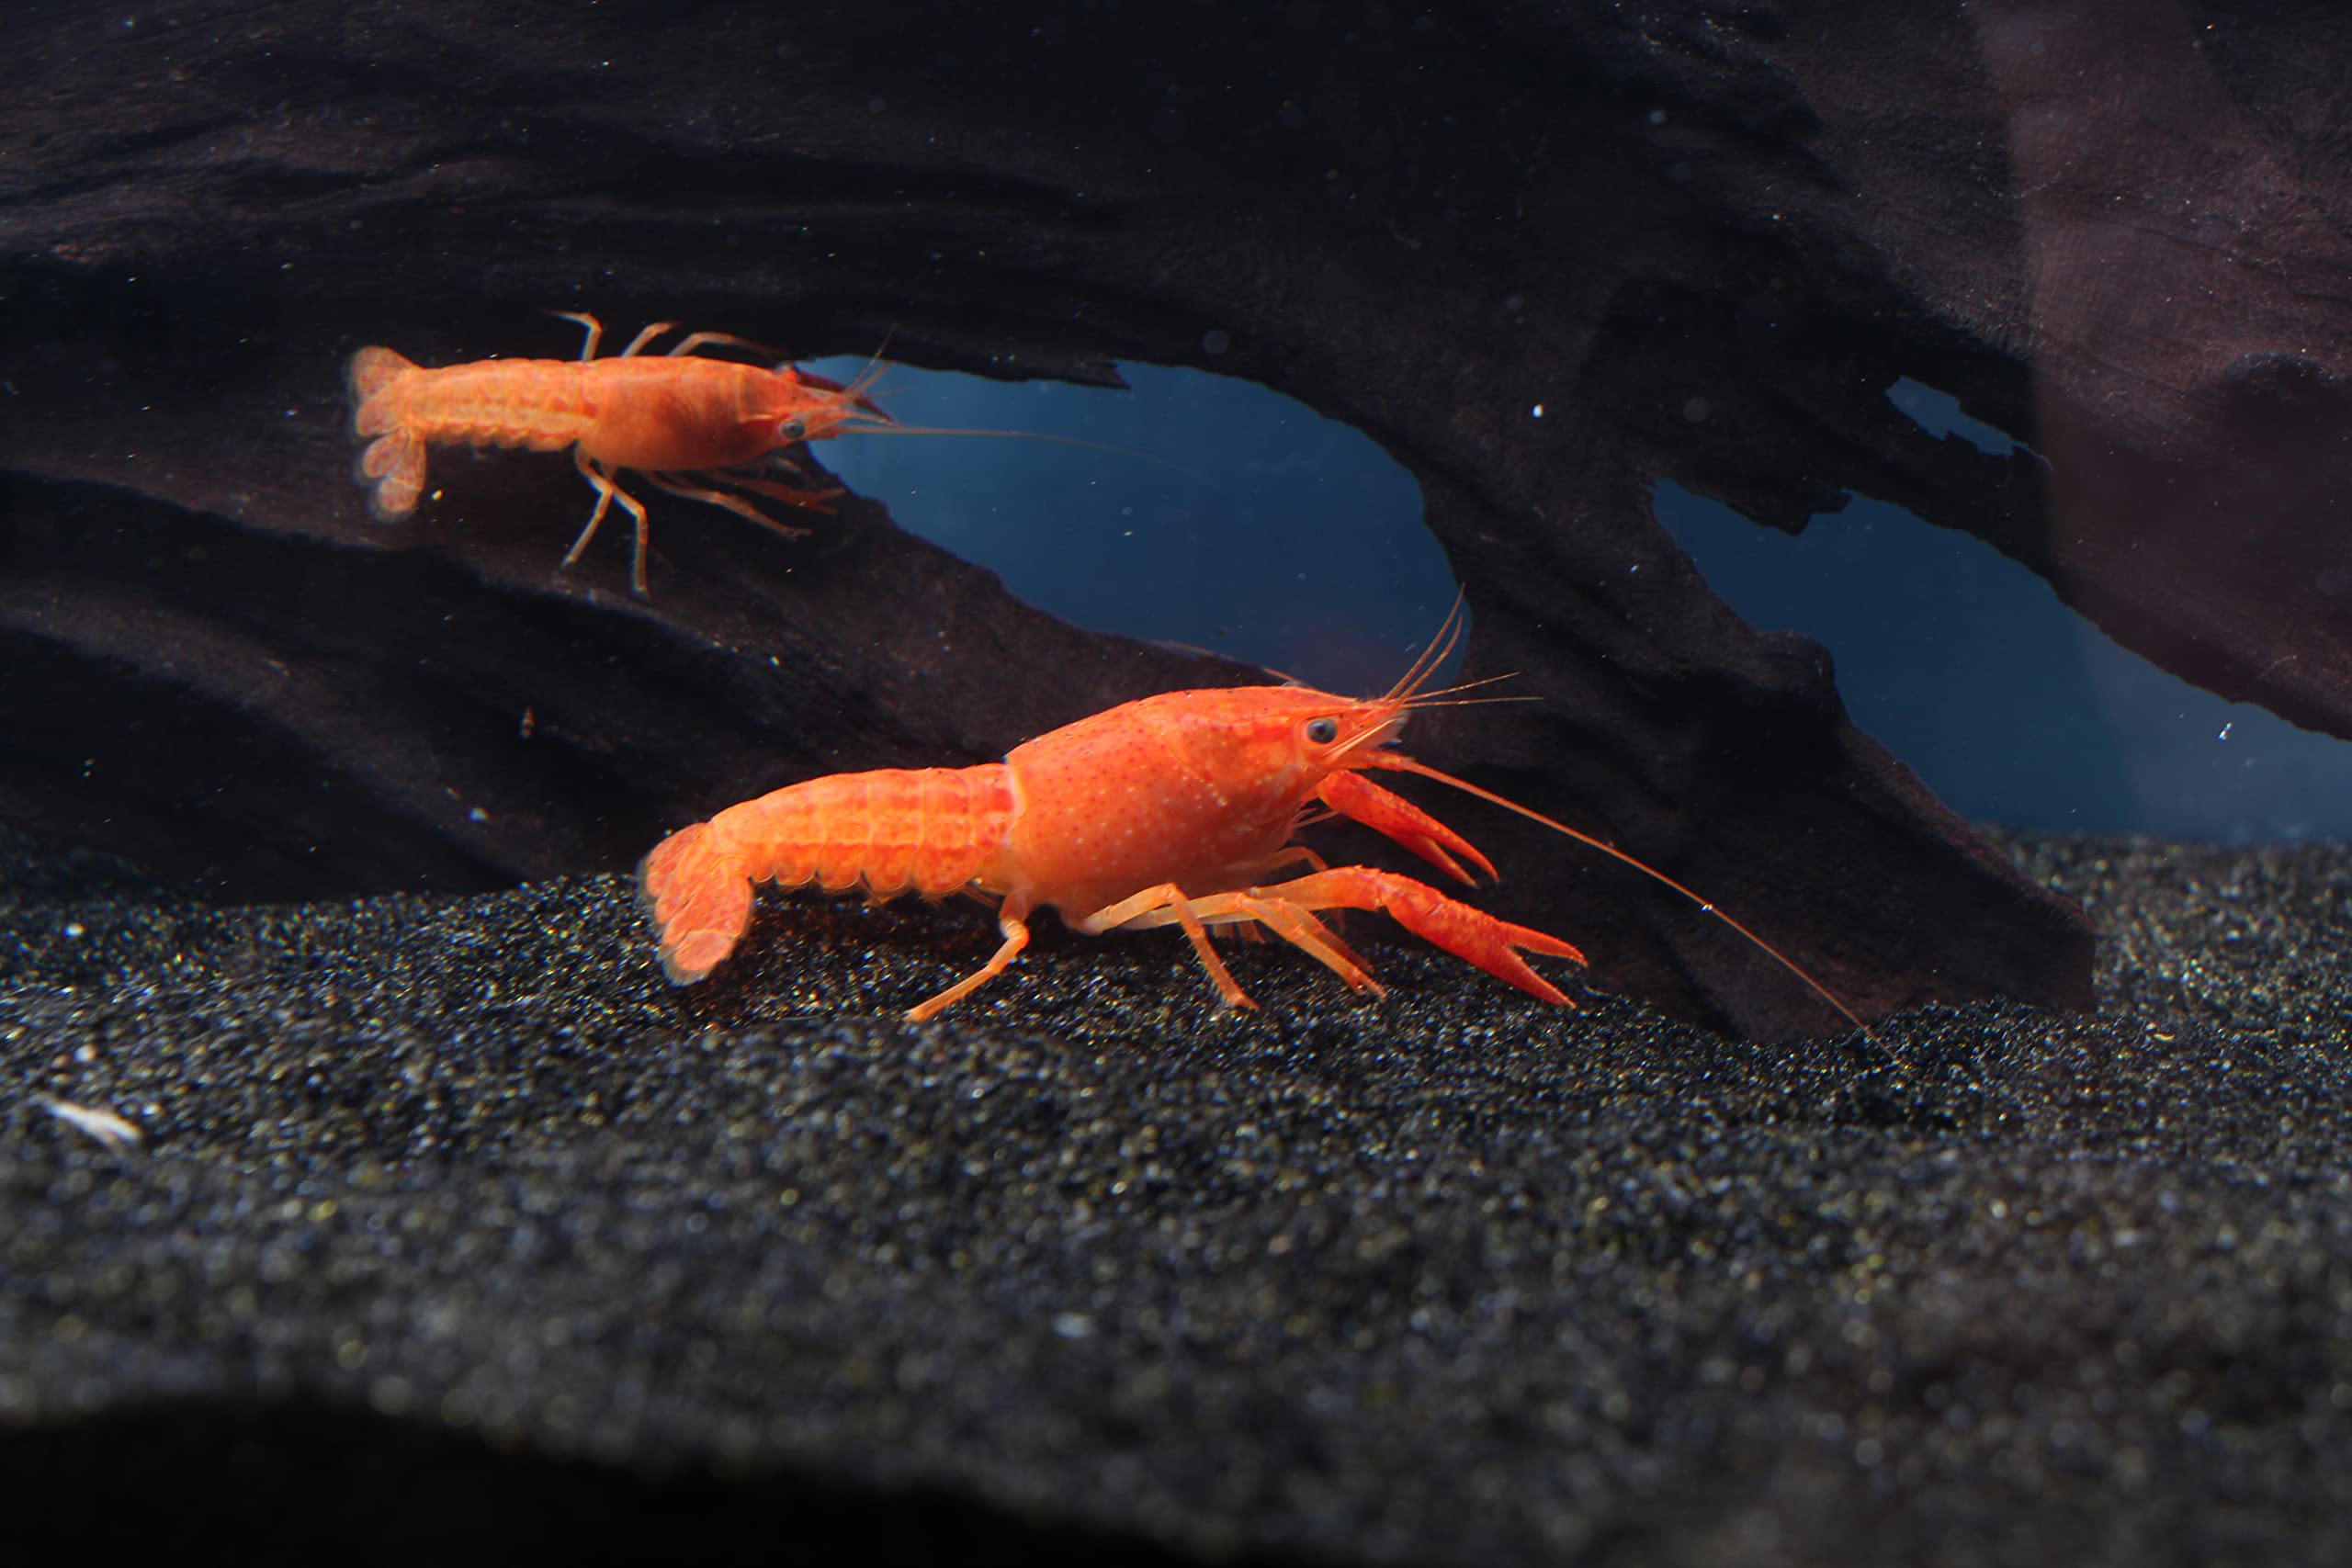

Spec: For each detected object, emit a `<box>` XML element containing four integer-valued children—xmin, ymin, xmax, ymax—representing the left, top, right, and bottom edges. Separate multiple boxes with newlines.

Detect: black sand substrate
<box><xmin>2</xmin><ymin>832</ymin><xmax>2347</xmax><ymax>1565</ymax></box>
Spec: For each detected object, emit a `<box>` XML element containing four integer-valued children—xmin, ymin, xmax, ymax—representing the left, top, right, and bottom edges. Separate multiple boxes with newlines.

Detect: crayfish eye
<box><xmin>1305</xmin><ymin>716</ymin><xmax>1340</xmax><ymax>745</ymax></box>
<box><xmin>777</xmin><ymin>418</ymin><xmax>808</xmax><ymax>442</ymax></box>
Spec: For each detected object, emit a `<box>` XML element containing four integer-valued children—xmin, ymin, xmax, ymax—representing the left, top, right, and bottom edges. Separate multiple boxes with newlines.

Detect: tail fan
<box><xmin>639</xmin><ymin>821</ymin><xmax>753</xmax><ymax>984</ymax></box>
<box><xmin>346</xmin><ymin>345</ymin><xmax>416</xmax><ymax>419</ymax></box>
<box><xmin>348</xmin><ymin>346</ymin><xmax>427</xmax><ymax>519</ymax></box>
<box><xmin>355</xmin><ymin>430</ymin><xmax>427</xmax><ymax>520</ymax></box>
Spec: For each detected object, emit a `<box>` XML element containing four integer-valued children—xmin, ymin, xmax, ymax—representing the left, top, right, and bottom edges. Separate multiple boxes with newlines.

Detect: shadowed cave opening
<box><xmin>1656</xmin><ymin>470</ymin><xmax>2352</xmax><ymax>842</ymax></box>
<box><xmin>801</xmin><ymin>357</ymin><xmax>1463</xmax><ymax>697</ymax></box>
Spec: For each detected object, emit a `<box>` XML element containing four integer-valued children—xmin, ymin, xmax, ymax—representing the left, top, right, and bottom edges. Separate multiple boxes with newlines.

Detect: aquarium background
<box><xmin>811</xmin><ymin>358</ymin><xmax>2352</xmax><ymax>843</ymax></box>
<box><xmin>13</xmin><ymin>6</ymin><xmax>2352</xmax><ymax>1565</ymax></box>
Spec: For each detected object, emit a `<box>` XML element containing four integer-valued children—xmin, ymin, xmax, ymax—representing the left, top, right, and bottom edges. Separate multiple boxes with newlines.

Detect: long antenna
<box><xmin>824</xmin><ymin>416</ymin><xmax>1216</xmax><ymax>488</ymax></box>
<box><xmin>1363</xmin><ymin>750</ymin><xmax>1892</xmax><ymax>1056</ymax></box>
<box><xmin>790</xmin><ymin>344</ymin><xmax>1218</xmax><ymax>488</ymax></box>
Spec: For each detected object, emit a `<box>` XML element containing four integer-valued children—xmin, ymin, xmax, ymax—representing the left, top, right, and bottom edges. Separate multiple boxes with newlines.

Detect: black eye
<box><xmin>1306</xmin><ymin>717</ymin><xmax>1340</xmax><ymax>744</ymax></box>
<box><xmin>778</xmin><ymin>418</ymin><xmax>807</xmax><ymax>441</ymax></box>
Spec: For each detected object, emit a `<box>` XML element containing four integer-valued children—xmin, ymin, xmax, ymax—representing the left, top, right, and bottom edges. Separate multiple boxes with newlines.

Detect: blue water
<box><xmin>808</xmin><ymin>360</ymin><xmax>2352</xmax><ymax>841</ymax></box>
<box><xmin>1656</xmin><ymin>483</ymin><xmax>2352</xmax><ymax>841</ymax></box>
<box><xmin>805</xmin><ymin>358</ymin><xmax>1457</xmax><ymax>696</ymax></box>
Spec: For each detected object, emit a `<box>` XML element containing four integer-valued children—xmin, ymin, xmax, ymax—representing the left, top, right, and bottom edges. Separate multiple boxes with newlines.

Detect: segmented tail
<box><xmin>347</xmin><ymin>346</ymin><xmax>428</xmax><ymax>520</ymax></box>
<box><xmin>637</xmin><ymin>765</ymin><xmax>1019</xmax><ymax>987</ymax></box>
<box><xmin>639</xmin><ymin>821</ymin><xmax>754</xmax><ymax>984</ymax></box>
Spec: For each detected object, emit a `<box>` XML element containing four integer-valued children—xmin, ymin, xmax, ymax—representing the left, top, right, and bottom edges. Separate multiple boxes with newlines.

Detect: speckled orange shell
<box><xmin>1001</xmin><ymin>686</ymin><xmax>1363</xmax><ymax>917</ymax></box>
<box><xmin>352</xmin><ymin>355</ymin><xmax>807</xmax><ymax>470</ymax></box>
<box><xmin>708</xmin><ymin>764</ymin><xmax>1023</xmax><ymax>899</ymax></box>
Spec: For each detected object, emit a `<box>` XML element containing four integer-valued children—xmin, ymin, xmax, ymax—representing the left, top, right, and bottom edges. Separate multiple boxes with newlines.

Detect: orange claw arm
<box><xmin>1178</xmin><ymin>867</ymin><xmax>1585</xmax><ymax>1006</ymax></box>
<box><xmin>1316</xmin><ymin>770</ymin><xmax>1498</xmax><ymax>886</ymax></box>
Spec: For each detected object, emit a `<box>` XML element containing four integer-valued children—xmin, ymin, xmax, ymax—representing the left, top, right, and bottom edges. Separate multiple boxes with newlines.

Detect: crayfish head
<box><xmin>1161</xmin><ymin>685</ymin><xmax>1411</xmax><ymax>818</ymax></box>
<box><xmin>748</xmin><ymin>362</ymin><xmax>897</xmax><ymax>450</ymax></box>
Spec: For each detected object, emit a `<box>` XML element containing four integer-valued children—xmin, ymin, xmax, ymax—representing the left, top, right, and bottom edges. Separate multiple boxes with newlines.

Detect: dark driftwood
<box><xmin>60</xmin><ymin>0</ymin><xmax>2352</xmax><ymax>1033</ymax></box>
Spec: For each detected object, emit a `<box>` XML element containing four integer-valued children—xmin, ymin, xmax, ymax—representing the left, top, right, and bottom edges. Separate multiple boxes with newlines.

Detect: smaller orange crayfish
<box><xmin>347</xmin><ymin>312</ymin><xmax>895</xmax><ymax>595</ymax></box>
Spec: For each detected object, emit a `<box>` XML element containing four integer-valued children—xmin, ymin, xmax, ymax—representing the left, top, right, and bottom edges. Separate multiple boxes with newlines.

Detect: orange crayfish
<box><xmin>347</xmin><ymin>312</ymin><xmax>894</xmax><ymax>595</ymax></box>
<box><xmin>639</xmin><ymin>604</ymin><xmax>1870</xmax><ymax>1031</ymax></box>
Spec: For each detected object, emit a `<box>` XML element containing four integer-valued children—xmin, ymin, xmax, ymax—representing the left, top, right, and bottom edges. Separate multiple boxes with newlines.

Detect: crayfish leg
<box><xmin>666</xmin><ymin>330</ymin><xmax>786</xmax><ymax>359</ymax></box>
<box><xmin>618</xmin><ymin>321</ymin><xmax>678</xmax><ymax>357</ymax></box>
<box><xmin>564</xmin><ymin>452</ymin><xmax>653</xmax><ymax>595</ymax></box>
<box><xmin>1079</xmin><ymin>883</ymin><xmax>1260</xmax><ymax>1010</ymax></box>
<box><xmin>905</xmin><ymin>899</ymin><xmax>1035</xmax><ymax>1022</ymax></box>
<box><xmin>1252</xmin><ymin>867</ymin><xmax>1585</xmax><ymax>1006</ymax></box>
<box><xmin>1151</xmin><ymin>868</ymin><xmax>1586</xmax><ymax>1007</ymax></box>
<box><xmin>704</xmin><ymin>472</ymin><xmax>842</xmax><ymax>513</ymax></box>
<box><xmin>645</xmin><ymin>473</ymin><xmax>817</xmax><ymax>538</ymax></box>
<box><xmin>1206</xmin><ymin>894</ymin><xmax>1385</xmax><ymax>996</ymax></box>
<box><xmin>548</xmin><ymin>310</ymin><xmax>605</xmax><ymax>359</ymax></box>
